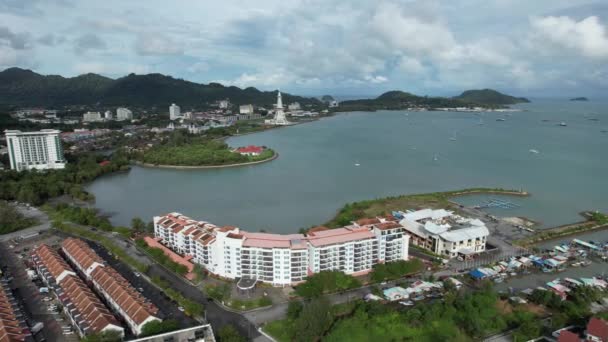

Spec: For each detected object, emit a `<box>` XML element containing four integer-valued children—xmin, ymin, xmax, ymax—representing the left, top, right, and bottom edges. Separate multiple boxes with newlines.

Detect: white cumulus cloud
<box><xmin>531</xmin><ymin>15</ymin><xmax>608</xmax><ymax>59</ymax></box>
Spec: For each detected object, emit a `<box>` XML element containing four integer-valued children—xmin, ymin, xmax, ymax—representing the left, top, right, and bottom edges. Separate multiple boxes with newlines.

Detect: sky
<box><xmin>1</xmin><ymin>0</ymin><xmax>608</xmax><ymax>97</ymax></box>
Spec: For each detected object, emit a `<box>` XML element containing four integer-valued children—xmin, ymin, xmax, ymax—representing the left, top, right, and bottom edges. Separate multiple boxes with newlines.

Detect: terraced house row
<box><xmin>31</xmin><ymin>244</ymin><xmax>124</xmax><ymax>338</ymax></box>
<box><xmin>153</xmin><ymin>212</ymin><xmax>410</xmax><ymax>286</ymax></box>
<box><xmin>60</xmin><ymin>238</ymin><xmax>161</xmax><ymax>336</ymax></box>
<box><xmin>0</xmin><ymin>280</ymin><xmax>32</xmax><ymax>342</ymax></box>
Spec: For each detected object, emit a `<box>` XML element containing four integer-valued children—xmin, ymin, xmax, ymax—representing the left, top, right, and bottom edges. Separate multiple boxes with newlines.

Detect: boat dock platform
<box><xmin>473</xmin><ymin>198</ymin><xmax>521</xmax><ymax>209</ymax></box>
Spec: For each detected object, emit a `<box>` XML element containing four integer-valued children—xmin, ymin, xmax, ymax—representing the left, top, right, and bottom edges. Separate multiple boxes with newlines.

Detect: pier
<box><xmin>473</xmin><ymin>198</ymin><xmax>521</xmax><ymax>210</ymax></box>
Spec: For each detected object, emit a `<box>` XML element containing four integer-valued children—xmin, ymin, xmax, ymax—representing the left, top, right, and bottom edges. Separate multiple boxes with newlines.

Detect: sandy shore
<box><xmin>135</xmin><ymin>152</ymin><xmax>278</xmax><ymax>169</ymax></box>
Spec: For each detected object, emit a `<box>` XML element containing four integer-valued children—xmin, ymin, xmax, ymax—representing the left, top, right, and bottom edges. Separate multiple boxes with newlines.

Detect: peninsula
<box><xmin>570</xmin><ymin>97</ymin><xmax>589</xmax><ymax>101</ymax></box>
<box><xmin>336</xmin><ymin>89</ymin><xmax>528</xmax><ymax>112</ymax></box>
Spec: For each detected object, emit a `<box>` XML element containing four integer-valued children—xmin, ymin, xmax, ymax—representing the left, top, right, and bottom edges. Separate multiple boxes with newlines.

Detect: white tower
<box><xmin>265</xmin><ymin>91</ymin><xmax>290</xmax><ymax>126</ymax></box>
<box><xmin>169</xmin><ymin>103</ymin><xmax>181</xmax><ymax>120</ymax></box>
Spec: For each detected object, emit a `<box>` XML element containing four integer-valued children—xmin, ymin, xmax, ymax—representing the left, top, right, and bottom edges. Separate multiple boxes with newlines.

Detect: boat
<box><xmin>510</xmin><ymin>272</ymin><xmax>517</xmax><ymax>277</ymax></box>
<box><xmin>529</xmin><ymin>149</ymin><xmax>540</xmax><ymax>154</ymax></box>
<box><xmin>496</xmin><ymin>118</ymin><xmax>506</xmax><ymax>122</ymax></box>
<box><xmin>559</xmin><ymin>122</ymin><xmax>567</xmax><ymax>127</ymax></box>
<box><xmin>494</xmin><ymin>277</ymin><xmax>504</xmax><ymax>283</ymax></box>
<box><xmin>571</xmin><ymin>262</ymin><xmax>581</xmax><ymax>267</ymax></box>
<box><xmin>354</xmin><ymin>163</ymin><xmax>360</xmax><ymax>166</ymax></box>
<box><xmin>542</xmin><ymin>268</ymin><xmax>553</xmax><ymax>273</ymax></box>
<box><xmin>433</xmin><ymin>154</ymin><xmax>439</xmax><ymax>162</ymax></box>
<box><xmin>449</xmin><ymin>137</ymin><xmax>457</xmax><ymax>141</ymax></box>
<box><xmin>399</xmin><ymin>300</ymin><xmax>414</xmax><ymax>306</ymax></box>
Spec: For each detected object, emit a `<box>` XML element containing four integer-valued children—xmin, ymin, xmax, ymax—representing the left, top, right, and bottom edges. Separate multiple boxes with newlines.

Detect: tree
<box><xmin>217</xmin><ymin>325</ymin><xmax>246</xmax><ymax>342</ymax></box>
<box><xmin>131</xmin><ymin>217</ymin><xmax>146</xmax><ymax>232</ymax></box>
<box><xmin>287</xmin><ymin>300</ymin><xmax>303</xmax><ymax>320</ymax></box>
<box><xmin>293</xmin><ymin>298</ymin><xmax>332</xmax><ymax>342</ymax></box>
<box><xmin>140</xmin><ymin>319</ymin><xmax>179</xmax><ymax>337</ymax></box>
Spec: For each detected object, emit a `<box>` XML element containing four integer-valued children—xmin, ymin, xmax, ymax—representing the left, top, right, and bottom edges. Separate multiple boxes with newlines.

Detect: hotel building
<box><xmin>153</xmin><ymin>212</ymin><xmax>410</xmax><ymax>286</ymax></box>
<box><xmin>399</xmin><ymin>209</ymin><xmax>489</xmax><ymax>258</ymax></box>
<box><xmin>4</xmin><ymin>129</ymin><xmax>66</xmax><ymax>171</ymax></box>
<box><xmin>61</xmin><ymin>239</ymin><xmax>160</xmax><ymax>336</ymax></box>
<box><xmin>31</xmin><ymin>244</ymin><xmax>124</xmax><ymax>338</ymax></box>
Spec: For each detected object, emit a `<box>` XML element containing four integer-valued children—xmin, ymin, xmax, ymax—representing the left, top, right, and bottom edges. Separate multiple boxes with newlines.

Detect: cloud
<box><xmin>0</xmin><ymin>27</ymin><xmax>30</xmax><ymax>50</ymax></box>
<box><xmin>134</xmin><ymin>33</ymin><xmax>183</xmax><ymax>55</ymax></box>
<box><xmin>73</xmin><ymin>61</ymin><xmax>150</xmax><ymax>75</ymax></box>
<box><xmin>37</xmin><ymin>33</ymin><xmax>65</xmax><ymax>46</ymax></box>
<box><xmin>0</xmin><ymin>46</ymin><xmax>18</xmax><ymax>67</ymax></box>
<box><xmin>531</xmin><ymin>15</ymin><xmax>608</xmax><ymax>59</ymax></box>
<box><xmin>187</xmin><ymin>61</ymin><xmax>209</xmax><ymax>73</ymax></box>
<box><xmin>364</xmin><ymin>75</ymin><xmax>388</xmax><ymax>84</ymax></box>
<box><xmin>74</xmin><ymin>33</ymin><xmax>106</xmax><ymax>54</ymax></box>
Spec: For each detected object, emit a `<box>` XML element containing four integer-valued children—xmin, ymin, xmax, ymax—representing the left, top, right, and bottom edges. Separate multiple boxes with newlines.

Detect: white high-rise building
<box><xmin>265</xmin><ymin>91</ymin><xmax>291</xmax><ymax>126</ymax></box>
<box><xmin>153</xmin><ymin>212</ymin><xmax>410</xmax><ymax>287</ymax></box>
<box><xmin>82</xmin><ymin>111</ymin><xmax>102</xmax><ymax>122</ymax></box>
<box><xmin>169</xmin><ymin>103</ymin><xmax>181</xmax><ymax>120</ymax></box>
<box><xmin>116</xmin><ymin>107</ymin><xmax>133</xmax><ymax>121</ymax></box>
<box><xmin>218</xmin><ymin>99</ymin><xmax>230</xmax><ymax>109</ymax></box>
<box><xmin>239</xmin><ymin>104</ymin><xmax>254</xmax><ymax>114</ymax></box>
<box><xmin>104</xmin><ymin>110</ymin><xmax>113</xmax><ymax>120</ymax></box>
<box><xmin>5</xmin><ymin>129</ymin><xmax>67</xmax><ymax>171</ymax></box>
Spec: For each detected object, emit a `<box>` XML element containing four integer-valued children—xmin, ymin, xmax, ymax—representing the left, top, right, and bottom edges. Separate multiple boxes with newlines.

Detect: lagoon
<box><xmin>87</xmin><ymin>99</ymin><xmax>608</xmax><ymax>234</ymax></box>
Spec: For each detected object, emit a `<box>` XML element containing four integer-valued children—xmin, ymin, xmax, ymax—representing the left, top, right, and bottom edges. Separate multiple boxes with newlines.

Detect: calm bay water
<box><xmin>87</xmin><ymin>99</ymin><xmax>608</xmax><ymax>234</ymax></box>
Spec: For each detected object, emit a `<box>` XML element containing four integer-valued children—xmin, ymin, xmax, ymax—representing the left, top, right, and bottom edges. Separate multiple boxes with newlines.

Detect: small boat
<box><xmin>496</xmin><ymin>118</ymin><xmax>506</xmax><ymax>122</ymax></box>
<box><xmin>529</xmin><ymin>149</ymin><xmax>540</xmax><ymax>154</ymax></box>
<box><xmin>542</xmin><ymin>268</ymin><xmax>553</xmax><ymax>273</ymax></box>
<box><xmin>449</xmin><ymin>137</ymin><xmax>457</xmax><ymax>141</ymax></box>
<box><xmin>571</xmin><ymin>262</ymin><xmax>581</xmax><ymax>267</ymax></box>
<box><xmin>559</xmin><ymin>122</ymin><xmax>567</xmax><ymax>127</ymax></box>
<box><xmin>494</xmin><ymin>277</ymin><xmax>504</xmax><ymax>283</ymax></box>
<box><xmin>354</xmin><ymin>163</ymin><xmax>360</xmax><ymax>166</ymax></box>
<box><xmin>542</xmin><ymin>119</ymin><xmax>551</xmax><ymax>122</ymax></box>
<box><xmin>433</xmin><ymin>154</ymin><xmax>439</xmax><ymax>162</ymax></box>
<box><xmin>510</xmin><ymin>272</ymin><xmax>517</xmax><ymax>277</ymax></box>
<box><xmin>399</xmin><ymin>300</ymin><xmax>414</xmax><ymax>306</ymax></box>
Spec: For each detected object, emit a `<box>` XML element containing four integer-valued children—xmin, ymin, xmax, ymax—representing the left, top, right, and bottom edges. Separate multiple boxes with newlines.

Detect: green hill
<box><xmin>338</xmin><ymin>90</ymin><xmax>474</xmax><ymax>111</ymax></box>
<box><xmin>454</xmin><ymin>89</ymin><xmax>529</xmax><ymax>105</ymax></box>
<box><xmin>0</xmin><ymin>68</ymin><xmax>320</xmax><ymax>108</ymax></box>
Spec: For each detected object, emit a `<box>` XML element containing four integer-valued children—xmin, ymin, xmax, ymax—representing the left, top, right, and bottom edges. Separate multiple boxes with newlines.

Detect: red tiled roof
<box><xmin>32</xmin><ymin>245</ymin><xmax>121</xmax><ymax>335</ymax></box>
<box><xmin>0</xmin><ymin>284</ymin><xmax>30</xmax><ymax>342</ymax></box>
<box><xmin>307</xmin><ymin>227</ymin><xmax>375</xmax><ymax>247</ymax></box>
<box><xmin>60</xmin><ymin>276</ymin><xmax>121</xmax><ymax>334</ymax></box>
<box><xmin>62</xmin><ymin>238</ymin><xmax>104</xmax><ymax>271</ymax></box>
<box><xmin>32</xmin><ymin>244</ymin><xmax>73</xmax><ymax>281</ymax></box>
<box><xmin>307</xmin><ymin>226</ymin><xmax>329</xmax><ymax>234</ymax></box>
<box><xmin>558</xmin><ymin>330</ymin><xmax>580</xmax><ymax>342</ymax></box>
<box><xmin>91</xmin><ymin>267</ymin><xmax>159</xmax><ymax>326</ymax></box>
<box><xmin>375</xmin><ymin>222</ymin><xmax>402</xmax><ymax>230</ymax></box>
<box><xmin>587</xmin><ymin>317</ymin><xmax>608</xmax><ymax>341</ymax></box>
<box><xmin>236</xmin><ymin>145</ymin><xmax>263</xmax><ymax>154</ymax></box>
<box><xmin>355</xmin><ymin>217</ymin><xmax>381</xmax><ymax>226</ymax></box>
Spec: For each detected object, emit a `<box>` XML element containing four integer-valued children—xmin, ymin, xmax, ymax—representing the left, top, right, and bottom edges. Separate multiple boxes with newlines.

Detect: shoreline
<box><xmin>134</xmin><ymin>151</ymin><xmax>278</xmax><ymax>170</ymax></box>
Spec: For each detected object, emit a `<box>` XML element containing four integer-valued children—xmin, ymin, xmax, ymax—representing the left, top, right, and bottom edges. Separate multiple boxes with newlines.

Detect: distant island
<box><xmin>569</xmin><ymin>97</ymin><xmax>589</xmax><ymax>101</ymax></box>
<box><xmin>453</xmin><ymin>89</ymin><xmax>530</xmax><ymax>105</ymax></box>
<box><xmin>337</xmin><ymin>89</ymin><xmax>528</xmax><ymax>112</ymax></box>
<box><xmin>0</xmin><ymin>67</ymin><xmax>320</xmax><ymax>109</ymax></box>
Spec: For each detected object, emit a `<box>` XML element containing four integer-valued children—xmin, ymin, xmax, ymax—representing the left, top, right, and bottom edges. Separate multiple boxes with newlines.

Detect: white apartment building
<box><xmin>104</xmin><ymin>111</ymin><xmax>113</xmax><ymax>120</ymax></box>
<box><xmin>218</xmin><ymin>99</ymin><xmax>230</xmax><ymax>109</ymax></box>
<box><xmin>5</xmin><ymin>129</ymin><xmax>66</xmax><ymax>171</ymax></box>
<box><xmin>169</xmin><ymin>103</ymin><xmax>181</xmax><ymax>120</ymax></box>
<box><xmin>82</xmin><ymin>111</ymin><xmax>102</xmax><ymax>122</ymax></box>
<box><xmin>239</xmin><ymin>104</ymin><xmax>254</xmax><ymax>114</ymax></box>
<box><xmin>116</xmin><ymin>107</ymin><xmax>133</xmax><ymax>121</ymax></box>
<box><xmin>288</xmin><ymin>102</ymin><xmax>301</xmax><ymax>111</ymax></box>
<box><xmin>153</xmin><ymin>212</ymin><xmax>410</xmax><ymax>286</ymax></box>
<box><xmin>399</xmin><ymin>209</ymin><xmax>489</xmax><ymax>258</ymax></box>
